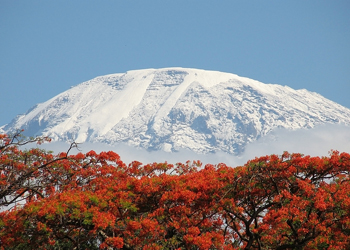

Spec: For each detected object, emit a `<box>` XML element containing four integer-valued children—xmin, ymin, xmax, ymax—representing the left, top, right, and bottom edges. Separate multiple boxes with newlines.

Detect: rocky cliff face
<box><xmin>3</xmin><ymin>68</ymin><xmax>350</xmax><ymax>155</ymax></box>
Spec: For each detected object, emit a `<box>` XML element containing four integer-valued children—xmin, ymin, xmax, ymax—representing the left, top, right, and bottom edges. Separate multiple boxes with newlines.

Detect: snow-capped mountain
<box><xmin>2</xmin><ymin>68</ymin><xmax>350</xmax><ymax>155</ymax></box>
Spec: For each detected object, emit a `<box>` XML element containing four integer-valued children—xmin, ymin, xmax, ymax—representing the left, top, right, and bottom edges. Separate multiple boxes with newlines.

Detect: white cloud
<box><xmin>244</xmin><ymin>124</ymin><xmax>350</xmax><ymax>159</ymax></box>
<box><xmin>33</xmin><ymin>124</ymin><xmax>350</xmax><ymax>168</ymax></box>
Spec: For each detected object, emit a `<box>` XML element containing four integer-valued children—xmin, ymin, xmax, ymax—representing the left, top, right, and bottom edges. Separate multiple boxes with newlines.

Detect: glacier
<box><xmin>2</xmin><ymin>67</ymin><xmax>350</xmax><ymax>155</ymax></box>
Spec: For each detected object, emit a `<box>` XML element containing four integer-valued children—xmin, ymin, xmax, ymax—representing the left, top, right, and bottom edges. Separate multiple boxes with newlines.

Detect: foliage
<box><xmin>1</xmin><ymin>133</ymin><xmax>350</xmax><ymax>249</ymax></box>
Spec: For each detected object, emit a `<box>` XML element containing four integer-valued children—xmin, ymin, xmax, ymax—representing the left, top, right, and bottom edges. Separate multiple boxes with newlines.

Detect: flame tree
<box><xmin>1</xmin><ymin>132</ymin><xmax>350</xmax><ymax>249</ymax></box>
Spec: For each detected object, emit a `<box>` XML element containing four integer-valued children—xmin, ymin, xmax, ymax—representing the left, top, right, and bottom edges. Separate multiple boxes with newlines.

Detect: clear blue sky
<box><xmin>1</xmin><ymin>1</ymin><xmax>349</xmax><ymax>126</ymax></box>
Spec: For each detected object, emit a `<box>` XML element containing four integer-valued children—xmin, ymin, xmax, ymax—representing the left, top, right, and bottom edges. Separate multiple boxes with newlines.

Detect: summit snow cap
<box><xmin>3</xmin><ymin>68</ymin><xmax>350</xmax><ymax>155</ymax></box>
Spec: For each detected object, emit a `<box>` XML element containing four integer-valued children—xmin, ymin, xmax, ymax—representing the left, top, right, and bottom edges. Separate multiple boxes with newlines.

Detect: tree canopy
<box><xmin>1</xmin><ymin>132</ymin><xmax>350</xmax><ymax>249</ymax></box>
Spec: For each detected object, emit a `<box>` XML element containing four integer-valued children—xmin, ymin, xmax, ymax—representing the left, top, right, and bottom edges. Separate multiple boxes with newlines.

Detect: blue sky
<box><xmin>1</xmin><ymin>1</ymin><xmax>350</xmax><ymax>126</ymax></box>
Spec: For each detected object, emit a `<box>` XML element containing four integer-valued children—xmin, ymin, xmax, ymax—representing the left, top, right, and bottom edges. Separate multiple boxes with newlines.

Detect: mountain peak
<box><xmin>3</xmin><ymin>68</ymin><xmax>350</xmax><ymax>155</ymax></box>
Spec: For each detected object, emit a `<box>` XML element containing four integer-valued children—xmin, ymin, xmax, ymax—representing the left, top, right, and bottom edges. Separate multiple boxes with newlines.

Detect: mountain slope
<box><xmin>3</xmin><ymin>68</ymin><xmax>350</xmax><ymax>155</ymax></box>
